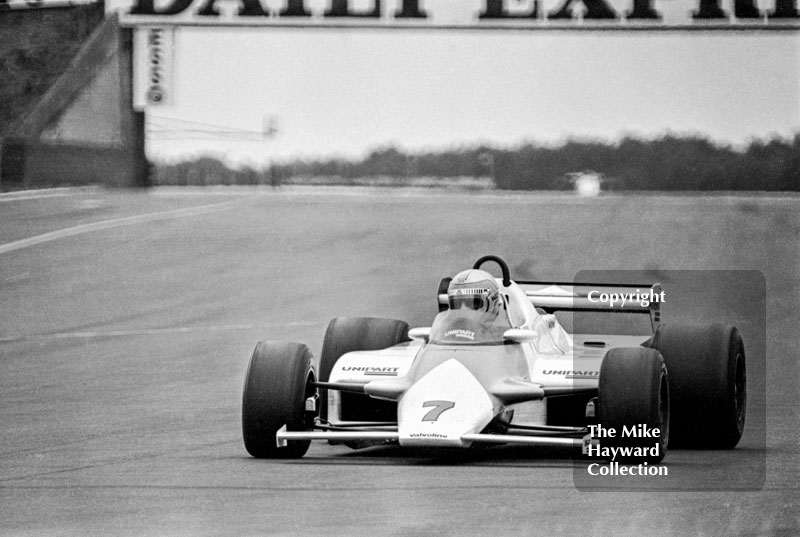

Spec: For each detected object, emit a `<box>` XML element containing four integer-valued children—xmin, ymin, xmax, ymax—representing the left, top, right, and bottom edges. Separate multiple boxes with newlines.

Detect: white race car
<box><xmin>242</xmin><ymin>256</ymin><xmax>746</xmax><ymax>462</ymax></box>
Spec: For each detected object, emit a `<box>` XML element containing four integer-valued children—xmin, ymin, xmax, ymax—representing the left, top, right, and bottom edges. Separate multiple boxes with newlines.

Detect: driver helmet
<box><xmin>447</xmin><ymin>269</ymin><xmax>502</xmax><ymax>318</ymax></box>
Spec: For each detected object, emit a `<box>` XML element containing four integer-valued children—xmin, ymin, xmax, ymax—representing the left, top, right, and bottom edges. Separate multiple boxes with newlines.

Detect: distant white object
<box><xmin>566</xmin><ymin>171</ymin><xmax>603</xmax><ymax>197</ymax></box>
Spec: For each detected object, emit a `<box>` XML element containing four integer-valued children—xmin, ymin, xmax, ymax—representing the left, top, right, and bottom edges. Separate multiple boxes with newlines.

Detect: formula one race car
<box><xmin>242</xmin><ymin>256</ymin><xmax>746</xmax><ymax>462</ymax></box>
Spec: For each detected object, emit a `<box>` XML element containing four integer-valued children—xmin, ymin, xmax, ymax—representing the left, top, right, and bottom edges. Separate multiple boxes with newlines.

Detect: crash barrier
<box><xmin>0</xmin><ymin>138</ymin><xmax>149</xmax><ymax>188</ymax></box>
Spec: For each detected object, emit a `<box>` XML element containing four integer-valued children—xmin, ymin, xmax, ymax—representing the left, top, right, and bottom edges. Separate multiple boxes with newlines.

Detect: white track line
<box><xmin>0</xmin><ymin>186</ymin><xmax>100</xmax><ymax>202</ymax></box>
<box><xmin>0</xmin><ymin>321</ymin><xmax>324</xmax><ymax>343</ymax></box>
<box><xmin>0</xmin><ymin>201</ymin><xmax>236</xmax><ymax>256</ymax></box>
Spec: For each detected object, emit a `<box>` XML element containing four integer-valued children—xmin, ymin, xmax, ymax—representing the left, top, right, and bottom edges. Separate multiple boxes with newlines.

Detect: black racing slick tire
<box><xmin>598</xmin><ymin>348</ymin><xmax>669</xmax><ymax>463</ymax></box>
<box><xmin>318</xmin><ymin>317</ymin><xmax>409</xmax><ymax>423</ymax></box>
<box><xmin>438</xmin><ymin>277</ymin><xmax>452</xmax><ymax>312</ymax></box>
<box><xmin>648</xmin><ymin>324</ymin><xmax>746</xmax><ymax>449</ymax></box>
<box><xmin>242</xmin><ymin>341</ymin><xmax>316</xmax><ymax>459</ymax></box>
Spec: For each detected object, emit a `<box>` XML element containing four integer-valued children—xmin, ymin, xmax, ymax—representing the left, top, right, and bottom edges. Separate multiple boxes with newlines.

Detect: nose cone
<box><xmin>398</xmin><ymin>359</ymin><xmax>495</xmax><ymax>447</ymax></box>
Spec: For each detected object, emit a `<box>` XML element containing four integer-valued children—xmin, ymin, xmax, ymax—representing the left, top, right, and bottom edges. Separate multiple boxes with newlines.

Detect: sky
<box><xmin>113</xmin><ymin>0</ymin><xmax>800</xmax><ymax>166</ymax></box>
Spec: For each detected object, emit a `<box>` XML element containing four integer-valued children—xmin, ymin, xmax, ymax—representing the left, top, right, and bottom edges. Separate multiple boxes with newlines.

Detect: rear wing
<box><xmin>436</xmin><ymin>278</ymin><xmax>662</xmax><ymax>331</ymax></box>
<box><xmin>517</xmin><ymin>281</ymin><xmax>662</xmax><ymax>331</ymax></box>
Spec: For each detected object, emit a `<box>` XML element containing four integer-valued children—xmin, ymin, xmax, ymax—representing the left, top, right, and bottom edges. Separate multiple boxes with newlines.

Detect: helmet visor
<box><xmin>449</xmin><ymin>294</ymin><xmax>487</xmax><ymax>311</ymax></box>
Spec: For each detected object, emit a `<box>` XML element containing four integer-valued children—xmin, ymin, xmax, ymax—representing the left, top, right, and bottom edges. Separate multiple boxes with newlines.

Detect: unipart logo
<box><xmin>444</xmin><ymin>329</ymin><xmax>475</xmax><ymax>340</ymax></box>
<box><xmin>341</xmin><ymin>366</ymin><xmax>399</xmax><ymax>376</ymax></box>
<box><xmin>543</xmin><ymin>370</ymin><xmax>599</xmax><ymax>377</ymax></box>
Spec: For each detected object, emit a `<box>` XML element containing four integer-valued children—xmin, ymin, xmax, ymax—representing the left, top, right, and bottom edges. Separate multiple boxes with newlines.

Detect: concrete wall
<box><xmin>1</xmin><ymin>138</ymin><xmax>136</xmax><ymax>188</ymax></box>
<box><xmin>41</xmin><ymin>46</ymin><xmax>126</xmax><ymax>145</ymax></box>
<box><xmin>1</xmin><ymin>6</ymin><xmax>146</xmax><ymax>189</ymax></box>
<box><xmin>0</xmin><ymin>3</ymin><xmax>105</xmax><ymax>137</ymax></box>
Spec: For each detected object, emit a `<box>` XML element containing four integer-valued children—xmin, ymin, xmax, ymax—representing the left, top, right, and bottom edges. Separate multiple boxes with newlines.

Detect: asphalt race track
<box><xmin>1</xmin><ymin>186</ymin><xmax>798</xmax><ymax>536</ymax></box>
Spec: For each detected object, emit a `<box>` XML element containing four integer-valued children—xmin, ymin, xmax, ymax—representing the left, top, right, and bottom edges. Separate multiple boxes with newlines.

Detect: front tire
<box><xmin>649</xmin><ymin>324</ymin><xmax>746</xmax><ymax>449</ymax></box>
<box><xmin>598</xmin><ymin>348</ymin><xmax>669</xmax><ymax>463</ymax></box>
<box><xmin>242</xmin><ymin>341</ymin><xmax>316</xmax><ymax>458</ymax></box>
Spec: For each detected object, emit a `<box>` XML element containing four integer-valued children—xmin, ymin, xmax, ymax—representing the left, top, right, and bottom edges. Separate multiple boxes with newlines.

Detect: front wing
<box><xmin>276</xmin><ymin>424</ymin><xmax>586</xmax><ymax>449</ymax></box>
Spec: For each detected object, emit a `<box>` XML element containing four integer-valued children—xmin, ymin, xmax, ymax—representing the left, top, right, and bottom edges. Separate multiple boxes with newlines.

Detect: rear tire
<box><xmin>242</xmin><ymin>341</ymin><xmax>316</xmax><ymax>458</ymax></box>
<box><xmin>598</xmin><ymin>348</ymin><xmax>669</xmax><ymax>463</ymax></box>
<box><xmin>649</xmin><ymin>324</ymin><xmax>746</xmax><ymax>449</ymax></box>
<box><xmin>318</xmin><ymin>317</ymin><xmax>409</xmax><ymax>423</ymax></box>
<box><xmin>437</xmin><ymin>277</ymin><xmax>452</xmax><ymax>312</ymax></box>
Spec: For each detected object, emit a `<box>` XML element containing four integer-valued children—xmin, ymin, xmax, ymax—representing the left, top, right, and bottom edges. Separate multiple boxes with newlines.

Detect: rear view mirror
<box><xmin>503</xmin><ymin>329</ymin><xmax>539</xmax><ymax>343</ymax></box>
<box><xmin>408</xmin><ymin>327</ymin><xmax>431</xmax><ymax>342</ymax></box>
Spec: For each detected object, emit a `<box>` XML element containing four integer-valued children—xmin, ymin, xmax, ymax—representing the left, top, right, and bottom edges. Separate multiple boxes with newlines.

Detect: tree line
<box><xmin>152</xmin><ymin>134</ymin><xmax>800</xmax><ymax>191</ymax></box>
